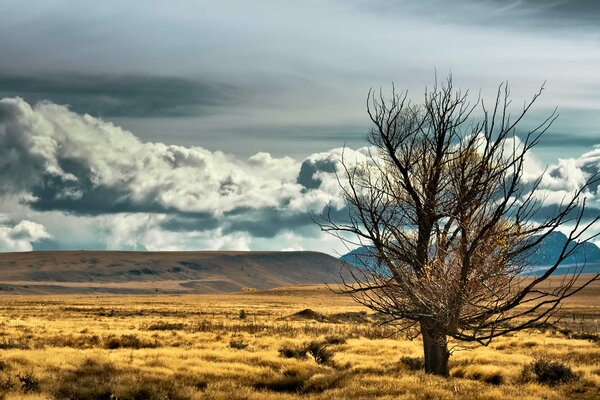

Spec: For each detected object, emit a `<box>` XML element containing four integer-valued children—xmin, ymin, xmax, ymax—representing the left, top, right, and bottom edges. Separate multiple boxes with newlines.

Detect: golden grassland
<box><xmin>0</xmin><ymin>281</ymin><xmax>598</xmax><ymax>399</ymax></box>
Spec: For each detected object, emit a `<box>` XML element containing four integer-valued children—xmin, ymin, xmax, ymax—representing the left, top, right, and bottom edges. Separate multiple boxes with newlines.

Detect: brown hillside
<box><xmin>0</xmin><ymin>251</ymin><xmax>350</xmax><ymax>294</ymax></box>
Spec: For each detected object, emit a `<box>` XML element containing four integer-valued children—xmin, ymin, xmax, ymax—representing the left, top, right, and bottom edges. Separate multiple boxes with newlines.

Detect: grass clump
<box><xmin>104</xmin><ymin>334</ymin><xmax>156</xmax><ymax>349</ymax></box>
<box><xmin>253</xmin><ymin>368</ymin><xmax>348</xmax><ymax>394</ymax></box>
<box><xmin>16</xmin><ymin>373</ymin><xmax>39</xmax><ymax>393</ymax></box>
<box><xmin>278</xmin><ymin>341</ymin><xmax>336</xmax><ymax>365</ymax></box>
<box><xmin>323</xmin><ymin>335</ymin><xmax>346</xmax><ymax>345</ymax></box>
<box><xmin>521</xmin><ymin>358</ymin><xmax>579</xmax><ymax>385</ymax></box>
<box><xmin>451</xmin><ymin>365</ymin><xmax>505</xmax><ymax>385</ymax></box>
<box><xmin>278</xmin><ymin>344</ymin><xmax>308</xmax><ymax>359</ymax></box>
<box><xmin>145</xmin><ymin>322</ymin><xmax>186</xmax><ymax>331</ymax></box>
<box><xmin>306</xmin><ymin>341</ymin><xmax>335</xmax><ymax>365</ymax></box>
<box><xmin>229</xmin><ymin>340</ymin><xmax>249</xmax><ymax>350</ymax></box>
<box><xmin>400</xmin><ymin>356</ymin><xmax>425</xmax><ymax>371</ymax></box>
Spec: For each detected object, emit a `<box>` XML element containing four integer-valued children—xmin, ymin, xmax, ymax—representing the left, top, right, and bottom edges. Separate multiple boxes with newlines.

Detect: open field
<box><xmin>0</xmin><ymin>279</ymin><xmax>597</xmax><ymax>399</ymax></box>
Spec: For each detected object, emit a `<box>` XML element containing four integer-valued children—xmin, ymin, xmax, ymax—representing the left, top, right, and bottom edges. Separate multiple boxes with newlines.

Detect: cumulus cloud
<box><xmin>0</xmin><ymin>96</ymin><xmax>598</xmax><ymax>253</ymax></box>
<box><xmin>0</xmin><ymin>97</ymin><xmax>369</xmax><ymax>250</ymax></box>
<box><xmin>0</xmin><ymin>219</ymin><xmax>50</xmax><ymax>251</ymax></box>
<box><xmin>0</xmin><ymin>97</ymin><xmax>338</xmax><ymax>217</ymax></box>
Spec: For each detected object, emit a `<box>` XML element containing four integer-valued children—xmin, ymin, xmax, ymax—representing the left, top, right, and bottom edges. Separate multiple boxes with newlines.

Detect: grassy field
<box><xmin>0</xmin><ymin>281</ymin><xmax>598</xmax><ymax>399</ymax></box>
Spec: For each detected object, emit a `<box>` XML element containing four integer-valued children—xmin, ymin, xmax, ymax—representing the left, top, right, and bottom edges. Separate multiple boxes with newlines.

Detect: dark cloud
<box><xmin>159</xmin><ymin>214</ymin><xmax>221</xmax><ymax>233</ymax></box>
<box><xmin>0</xmin><ymin>73</ymin><xmax>241</xmax><ymax>117</ymax></box>
<box><xmin>297</xmin><ymin>158</ymin><xmax>337</xmax><ymax>190</ymax></box>
<box><xmin>222</xmin><ymin>209</ymin><xmax>315</xmax><ymax>238</ymax></box>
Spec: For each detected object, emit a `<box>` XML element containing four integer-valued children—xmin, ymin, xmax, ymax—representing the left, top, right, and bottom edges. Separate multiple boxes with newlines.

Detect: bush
<box><xmin>278</xmin><ymin>341</ymin><xmax>335</xmax><ymax>365</ymax></box>
<box><xmin>254</xmin><ymin>373</ymin><xmax>309</xmax><ymax>393</ymax></box>
<box><xmin>16</xmin><ymin>373</ymin><xmax>39</xmax><ymax>393</ymax></box>
<box><xmin>278</xmin><ymin>344</ymin><xmax>308</xmax><ymax>359</ymax></box>
<box><xmin>229</xmin><ymin>340</ymin><xmax>248</xmax><ymax>350</ymax></box>
<box><xmin>306</xmin><ymin>341</ymin><xmax>335</xmax><ymax>365</ymax></box>
<box><xmin>254</xmin><ymin>369</ymin><xmax>348</xmax><ymax>394</ymax></box>
<box><xmin>400</xmin><ymin>356</ymin><xmax>425</xmax><ymax>371</ymax></box>
<box><xmin>239</xmin><ymin>310</ymin><xmax>247</xmax><ymax>320</ymax></box>
<box><xmin>451</xmin><ymin>365</ymin><xmax>505</xmax><ymax>385</ymax></box>
<box><xmin>104</xmin><ymin>334</ymin><xmax>156</xmax><ymax>349</ymax></box>
<box><xmin>522</xmin><ymin>358</ymin><xmax>578</xmax><ymax>385</ymax></box>
<box><xmin>145</xmin><ymin>322</ymin><xmax>186</xmax><ymax>331</ymax></box>
<box><xmin>324</xmin><ymin>335</ymin><xmax>346</xmax><ymax>345</ymax></box>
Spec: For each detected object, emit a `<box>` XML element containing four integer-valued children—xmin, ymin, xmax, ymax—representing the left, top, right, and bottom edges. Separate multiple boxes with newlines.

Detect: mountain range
<box><xmin>340</xmin><ymin>231</ymin><xmax>600</xmax><ymax>276</ymax></box>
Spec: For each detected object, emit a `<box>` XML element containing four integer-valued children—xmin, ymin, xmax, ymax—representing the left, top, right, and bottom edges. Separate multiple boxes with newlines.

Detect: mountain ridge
<box><xmin>340</xmin><ymin>232</ymin><xmax>600</xmax><ymax>276</ymax></box>
<box><xmin>0</xmin><ymin>250</ymin><xmax>349</xmax><ymax>294</ymax></box>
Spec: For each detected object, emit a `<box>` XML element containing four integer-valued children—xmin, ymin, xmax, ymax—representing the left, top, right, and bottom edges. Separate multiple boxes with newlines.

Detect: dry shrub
<box><xmin>521</xmin><ymin>358</ymin><xmax>579</xmax><ymax>385</ymax></box>
<box><xmin>103</xmin><ymin>334</ymin><xmax>156</xmax><ymax>349</ymax></box>
<box><xmin>451</xmin><ymin>365</ymin><xmax>505</xmax><ymax>385</ymax></box>
<box><xmin>253</xmin><ymin>368</ymin><xmax>348</xmax><ymax>394</ymax></box>
<box><xmin>278</xmin><ymin>341</ymin><xmax>335</xmax><ymax>365</ymax></box>
<box><xmin>16</xmin><ymin>373</ymin><xmax>39</xmax><ymax>393</ymax></box>
<box><xmin>229</xmin><ymin>340</ymin><xmax>248</xmax><ymax>350</ymax></box>
<box><xmin>278</xmin><ymin>344</ymin><xmax>308</xmax><ymax>359</ymax></box>
<box><xmin>400</xmin><ymin>356</ymin><xmax>425</xmax><ymax>371</ymax></box>
<box><xmin>145</xmin><ymin>322</ymin><xmax>186</xmax><ymax>331</ymax></box>
<box><xmin>306</xmin><ymin>341</ymin><xmax>335</xmax><ymax>365</ymax></box>
<box><xmin>324</xmin><ymin>335</ymin><xmax>347</xmax><ymax>345</ymax></box>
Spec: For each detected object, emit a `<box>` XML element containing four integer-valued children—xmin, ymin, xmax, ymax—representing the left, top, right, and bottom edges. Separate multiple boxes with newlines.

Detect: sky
<box><xmin>0</xmin><ymin>0</ymin><xmax>598</xmax><ymax>254</ymax></box>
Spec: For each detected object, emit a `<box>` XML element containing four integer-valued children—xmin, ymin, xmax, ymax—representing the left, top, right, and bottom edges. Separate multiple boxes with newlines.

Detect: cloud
<box><xmin>0</xmin><ymin>96</ymin><xmax>598</xmax><ymax>253</ymax></box>
<box><xmin>0</xmin><ymin>97</ymin><xmax>308</xmax><ymax>217</ymax></box>
<box><xmin>0</xmin><ymin>73</ymin><xmax>241</xmax><ymax>118</ymax></box>
<box><xmin>0</xmin><ymin>219</ymin><xmax>50</xmax><ymax>251</ymax></box>
<box><xmin>0</xmin><ymin>97</ymin><xmax>364</xmax><ymax>250</ymax></box>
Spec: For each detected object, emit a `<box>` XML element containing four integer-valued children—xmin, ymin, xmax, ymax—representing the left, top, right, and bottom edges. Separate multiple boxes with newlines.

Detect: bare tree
<box><xmin>318</xmin><ymin>76</ymin><xmax>600</xmax><ymax>376</ymax></box>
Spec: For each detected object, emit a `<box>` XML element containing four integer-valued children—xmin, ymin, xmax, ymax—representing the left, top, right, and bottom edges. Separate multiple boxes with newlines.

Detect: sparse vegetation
<box><xmin>306</xmin><ymin>341</ymin><xmax>335</xmax><ymax>365</ymax></box>
<box><xmin>400</xmin><ymin>356</ymin><xmax>425</xmax><ymax>371</ymax></box>
<box><xmin>229</xmin><ymin>339</ymin><xmax>248</xmax><ymax>350</ymax></box>
<box><xmin>522</xmin><ymin>358</ymin><xmax>579</xmax><ymax>385</ymax></box>
<box><xmin>0</xmin><ymin>286</ymin><xmax>595</xmax><ymax>399</ymax></box>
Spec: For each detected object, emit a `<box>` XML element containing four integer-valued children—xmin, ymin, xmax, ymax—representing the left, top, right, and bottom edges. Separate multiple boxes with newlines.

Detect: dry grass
<box><xmin>0</xmin><ymin>284</ymin><xmax>597</xmax><ymax>399</ymax></box>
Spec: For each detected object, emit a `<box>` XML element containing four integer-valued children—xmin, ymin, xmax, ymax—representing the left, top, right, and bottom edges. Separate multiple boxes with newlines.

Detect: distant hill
<box><xmin>0</xmin><ymin>251</ymin><xmax>349</xmax><ymax>294</ymax></box>
<box><xmin>340</xmin><ymin>232</ymin><xmax>600</xmax><ymax>276</ymax></box>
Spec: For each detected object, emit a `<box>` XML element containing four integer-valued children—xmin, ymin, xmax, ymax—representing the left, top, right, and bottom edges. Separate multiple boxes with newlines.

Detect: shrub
<box><xmin>306</xmin><ymin>341</ymin><xmax>335</xmax><ymax>365</ymax></box>
<box><xmin>104</xmin><ymin>334</ymin><xmax>156</xmax><ymax>349</ymax></box>
<box><xmin>278</xmin><ymin>344</ymin><xmax>308</xmax><ymax>359</ymax></box>
<box><xmin>522</xmin><ymin>358</ymin><xmax>578</xmax><ymax>385</ymax></box>
<box><xmin>146</xmin><ymin>322</ymin><xmax>186</xmax><ymax>331</ymax></box>
<box><xmin>239</xmin><ymin>310</ymin><xmax>247</xmax><ymax>320</ymax></box>
<box><xmin>16</xmin><ymin>373</ymin><xmax>39</xmax><ymax>393</ymax></box>
<box><xmin>0</xmin><ymin>375</ymin><xmax>15</xmax><ymax>391</ymax></box>
<box><xmin>229</xmin><ymin>340</ymin><xmax>248</xmax><ymax>350</ymax></box>
<box><xmin>254</xmin><ymin>369</ymin><xmax>348</xmax><ymax>394</ymax></box>
<box><xmin>324</xmin><ymin>335</ymin><xmax>346</xmax><ymax>345</ymax></box>
<box><xmin>254</xmin><ymin>373</ymin><xmax>309</xmax><ymax>393</ymax></box>
<box><xmin>400</xmin><ymin>356</ymin><xmax>425</xmax><ymax>371</ymax></box>
<box><xmin>451</xmin><ymin>365</ymin><xmax>505</xmax><ymax>385</ymax></box>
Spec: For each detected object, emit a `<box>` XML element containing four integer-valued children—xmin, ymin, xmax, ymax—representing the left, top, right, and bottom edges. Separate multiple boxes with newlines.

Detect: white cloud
<box><xmin>0</xmin><ymin>220</ymin><xmax>50</xmax><ymax>251</ymax></box>
<box><xmin>0</xmin><ymin>96</ymin><xmax>598</xmax><ymax>254</ymax></box>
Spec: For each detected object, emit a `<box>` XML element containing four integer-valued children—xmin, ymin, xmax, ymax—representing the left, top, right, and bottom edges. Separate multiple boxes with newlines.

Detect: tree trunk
<box><xmin>421</xmin><ymin>321</ymin><xmax>449</xmax><ymax>376</ymax></box>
